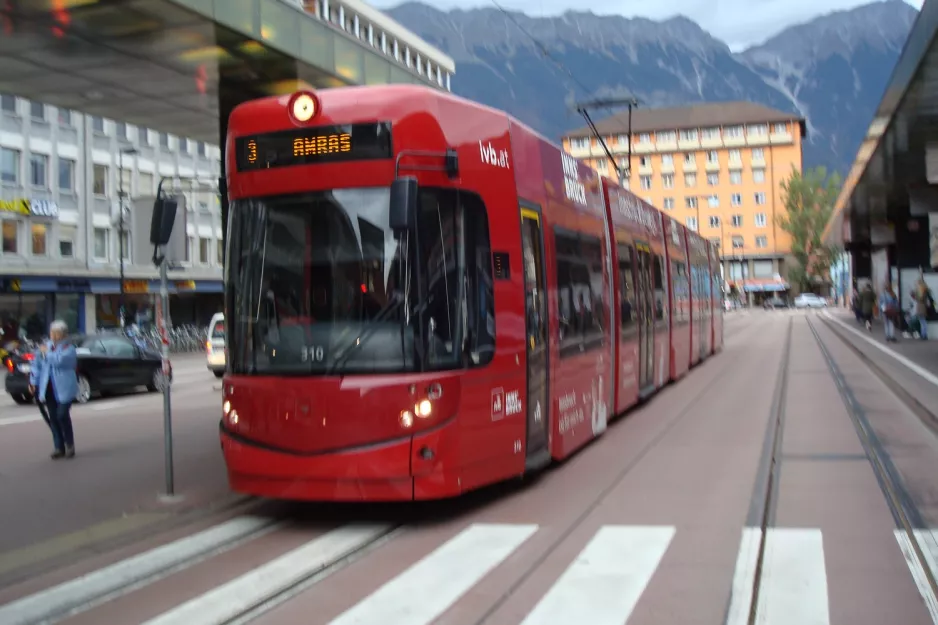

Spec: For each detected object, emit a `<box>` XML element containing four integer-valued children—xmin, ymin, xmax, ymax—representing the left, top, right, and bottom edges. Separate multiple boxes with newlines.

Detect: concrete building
<box><xmin>562</xmin><ymin>102</ymin><xmax>806</xmax><ymax>301</ymax></box>
<box><xmin>0</xmin><ymin>0</ymin><xmax>455</xmax><ymax>343</ymax></box>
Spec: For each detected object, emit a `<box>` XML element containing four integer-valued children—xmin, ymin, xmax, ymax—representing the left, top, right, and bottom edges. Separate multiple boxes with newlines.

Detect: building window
<box><xmin>0</xmin><ymin>95</ymin><xmax>15</xmax><ymax>114</ymax></box>
<box><xmin>640</xmin><ymin>176</ymin><xmax>652</xmax><ymax>190</ymax></box>
<box><xmin>657</xmin><ymin>131</ymin><xmax>676</xmax><ymax>143</ymax></box>
<box><xmin>0</xmin><ymin>147</ymin><xmax>19</xmax><ymax>184</ymax></box>
<box><xmin>747</xmin><ymin>124</ymin><xmax>768</xmax><ymax>136</ymax></box>
<box><xmin>199</xmin><ymin>237</ymin><xmax>210</xmax><ymax>264</ymax></box>
<box><xmin>31</xmin><ymin>223</ymin><xmax>48</xmax><ymax>256</ymax></box>
<box><xmin>217</xmin><ymin>239</ymin><xmax>224</xmax><ymax>264</ymax></box>
<box><xmin>685</xmin><ymin>197</ymin><xmax>698</xmax><ymax>209</ymax></box>
<box><xmin>725</xmin><ymin>125</ymin><xmax>743</xmax><ymax>138</ymax></box>
<box><xmin>639</xmin><ymin>156</ymin><xmax>651</xmax><ymax>167</ymax></box>
<box><xmin>569</xmin><ymin>138</ymin><xmax>588</xmax><ymax>150</ymax></box>
<box><xmin>58</xmin><ymin>108</ymin><xmax>71</xmax><ymax>126</ymax></box>
<box><xmin>755</xmin><ymin>236</ymin><xmax>768</xmax><ymax>248</ymax></box>
<box><xmin>59</xmin><ymin>226</ymin><xmax>76</xmax><ymax>258</ymax></box>
<box><xmin>702</xmin><ymin>128</ymin><xmax>720</xmax><ymax>140</ymax></box>
<box><xmin>93</xmin><ymin>228</ymin><xmax>109</xmax><ymax>260</ymax></box>
<box><xmin>138</xmin><ymin>172</ymin><xmax>153</xmax><ymax>194</ymax></box>
<box><xmin>709</xmin><ymin>216</ymin><xmax>720</xmax><ymax>228</ymax></box>
<box><xmin>595</xmin><ymin>158</ymin><xmax>607</xmax><ymax>172</ymax></box>
<box><xmin>29</xmin><ymin>101</ymin><xmax>44</xmax><ymax>121</ymax></box>
<box><xmin>773</xmin><ymin>123</ymin><xmax>787</xmax><ymax>134</ymax></box>
<box><xmin>686</xmin><ymin>216</ymin><xmax>698</xmax><ymax>231</ymax></box>
<box><xmin>120</xmin><ymin>230</ymin><xmax>130</xmax><ymax>260</ymax></box>
<box><xmin>138</xmin><ymin>127</ymin><xmax>149</xmax><ymax>146</ymax></box>
<box><xmin>198</xmin><ymin>141</ymin><xmax>207</xmax><ymax>157</ymax></box>
<box><xmin>91</xmin><ymin>116</ymin><xmax>105</xmax><ymax>133</ymax></box>
<box><xmin>731</xmin><ymin>214</ymin><xmax>743</xmax><ymax>227</ymax></box>
<box><xmin>731</xmin><ymin>193</ymin><xmax>742</xmax><ymax>206</ymax></box>
<box><xmin>753</xmin><ymin>169</ymin><xmax>766</xmax><ymax>183</ymax></box>
<box><xmin>159</xmin><ymin>132</ymin><xmax>170</xmax><ymax>148</ymax></box>
<box><xmin>638</xmin><ymin>133</ymin><xmax>651</xmax><ymax>143</ymax></box>
<box><xmin>661</xmin><ymin>154</ymin><xmax>673</xmax><ymax>165</ymax></box>
<box><xmin>2</xmin><ymin>220</ymin><xmax>18</xmax><ymax>253</ymax></box>
<box><xmin>680</xmin><ymin>129</ymin><xmax>698</xmax><ymax>141</ymax></box>
<box><xmin>684</xmin><ymin>173</ymin><xmax>696</xmax><ymax>187</ymax></box>
<box><xmin>730</xmin><ymin>171</ymin><xmax>742</xmax><ymax>185</ymax></box>
<box><xmin>755</xmin><ymin>213</ymin><xmax>767</xmax><ymax>227</ymax></box>
<box><xmin>115</xmin><ymin>121</ymin><xmax>127</xmax><ymax>140</ymax></box>
<box><xmin>58</xmin><ymin>157</ymin><xmax>75</xmax><ymax>192</ymax></box>
<box><xmin>29</xmin><ymin>153</ymin><xmax>47</xmax><ymax>188</ymax></box>
<box><xmin>93</xmin><ymin>164</ymin><xmax>108</xmax><ymax>196</ymax></box>
<box><xmin>754</xmin><ymin>192</ymin><xmax>766</xmax><ymax>205</ymax></box>
<box><xmin>707</xmin><ymin>173</ymin><xmax>719</xmax><ymax>186</ymax></box>
<box><xmin>683</xmin><ymin>153</ymin><xmax>694</xmax><ymax>165</ymax></box>
<box><xmin>751</xmin><ymin>148</ymin><xmax>765</xmax><ymax>160</ymax></box>
<box><xmin>662</xmin><ymin>174</ymin><xmax>674</xmax><ymax>189</ymax></box>
<box><xmin>728</xmin><ymin>149</ymin><xmax>741</xmax><ymax>162</ymax></box>
<box><xmin>179</xmin><ymin>137</ymin><xmax>189</xmax><ymax>153</ymax></box>
<box><xmin>732</xmin><ymin>236</ymin><xmax>744</xmax><ymax>249</ymax></box>
<box><xmin>663</xmin><ymin>198</ymin><xmax>674</xmax><ymax>210</ymax></box>
<box><xmin>708</xmin><ymin>195</ymin><xmax>719</xmax><ymax>208</ymax></box>
<box><xmin>706</xmin><ymin>150</ymin><xmax>719</xmax><ymax>163</ymax></box>
<box><xmin>185</xmin><ymin>236</ymin><xmax>195</xmax><ymax>262</ymax></box>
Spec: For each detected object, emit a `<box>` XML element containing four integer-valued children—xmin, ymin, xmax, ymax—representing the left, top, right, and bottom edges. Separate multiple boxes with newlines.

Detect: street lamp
<box><xmin>118</xmin><ymin>145</ymin><xmax>137</xmax><ymax>328</ymax></box>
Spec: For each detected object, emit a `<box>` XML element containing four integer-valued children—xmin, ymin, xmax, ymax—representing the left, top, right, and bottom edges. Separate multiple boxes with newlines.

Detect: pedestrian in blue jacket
<box><xmin>29</xmin><ymin>320</ymin><xmax>79</xmax><ymax>459</ymax></box>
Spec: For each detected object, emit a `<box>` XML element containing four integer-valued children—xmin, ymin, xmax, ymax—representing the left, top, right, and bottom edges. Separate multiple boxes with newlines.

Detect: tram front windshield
<box><xmin>225</xmin><ymin>186</ymin><xmax>494</xmax><ymax>375</ymax></box>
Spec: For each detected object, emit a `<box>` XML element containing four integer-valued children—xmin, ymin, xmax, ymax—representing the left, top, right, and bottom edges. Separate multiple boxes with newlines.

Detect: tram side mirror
<box><xmin>389</xmin><ymin>176</ymin><xmax>418</xmax><ymax>233</ymax></box>
<box><xmin>150</xmin><ymin>196</ymin><xmax>178</xmax><ymax>246</ymax></box>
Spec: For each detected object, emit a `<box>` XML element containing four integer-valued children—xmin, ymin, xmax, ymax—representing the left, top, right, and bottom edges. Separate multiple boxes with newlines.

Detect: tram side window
<box><xmin>672</xmin><ymin>261</ymin><xmax>688</xmax><ymax>323</ymax></box>
<box><xmin>653</xmin><ymin>254</ymin><xmax>667</xmax><ymax>322</ymax></box>
<box><xmin>555</xmin><ymin>228</ymin><xmax>605</xmax><ymax>356</ymax></box>
<box><xmin>618</xmin><ymin>244</ymin><xmax>635</xmax><ymax>329</ymax></box>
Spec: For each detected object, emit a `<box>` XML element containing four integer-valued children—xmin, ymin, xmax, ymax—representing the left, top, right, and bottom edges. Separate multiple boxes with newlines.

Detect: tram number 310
<box><xmin>299</xmin><ymin>346</ymin><xmax>326</xmax><ymax>362</ymax></box>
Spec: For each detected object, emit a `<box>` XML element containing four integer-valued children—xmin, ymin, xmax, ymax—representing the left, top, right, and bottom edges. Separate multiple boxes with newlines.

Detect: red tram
<box><xmin>218</xmin><ymin>86</ymin><xmax>724</xmax><ymax>501</ymax></box>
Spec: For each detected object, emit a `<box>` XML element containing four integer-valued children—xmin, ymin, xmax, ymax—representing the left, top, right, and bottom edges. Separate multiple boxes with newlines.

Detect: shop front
<box><xmin>0</xmin><ymin>276</ymin><xmax>88</xmax><ymax>343</ymax></box>
<box><xmin>93</xmin><ymin>279</ymin><xmax>223</xmax><ymax>331</ymax></box>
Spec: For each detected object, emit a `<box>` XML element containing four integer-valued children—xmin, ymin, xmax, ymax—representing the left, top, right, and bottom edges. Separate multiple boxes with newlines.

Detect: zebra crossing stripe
<box><xmin>895</xmin><ymin>529</ymin><xmax>938</xmax><ymax>623</ymax></box>
<box><xmin>520</xmin><ymin>525</ymin><xmax>675</xmax><ymax>625</ymax></box>
<box><xmin>0</xmin><ymin>516</ymin><xmax>280</xmax><ymax>625</ymax></box>
<box><xmin>142</xmin><ymin>524</ymin><xmax>392</xmax><ymax>625</ymax></box>
<box><xmin>327</xmin><ymin>523</ymin><xmax>538</xmax><ymax>625</ymax></box>
<box><xmin>727</xmin><ymin>528</ymin><xmax>831</xmax><ymax>625</ymax></box>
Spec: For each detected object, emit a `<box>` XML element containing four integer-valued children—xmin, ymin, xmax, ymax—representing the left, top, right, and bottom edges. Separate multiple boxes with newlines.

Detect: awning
<box><xmin>735</xmin><ymin>280</ymin><xmax>790</xmax><ymax>293</ymax></box>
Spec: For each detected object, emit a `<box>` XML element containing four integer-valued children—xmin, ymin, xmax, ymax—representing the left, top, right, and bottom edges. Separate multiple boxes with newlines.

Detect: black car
<box><xmin>4</xmin><ymin>332</ymin><xmax>170</xmax><ymax>404</ymax></box>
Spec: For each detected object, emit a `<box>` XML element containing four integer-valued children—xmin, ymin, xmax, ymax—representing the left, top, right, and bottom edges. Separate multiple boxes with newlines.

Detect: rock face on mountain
<box><xmin>386</xmin><ymin>0</ymin><xmax>918</xmax><ymax>173</ymax></box>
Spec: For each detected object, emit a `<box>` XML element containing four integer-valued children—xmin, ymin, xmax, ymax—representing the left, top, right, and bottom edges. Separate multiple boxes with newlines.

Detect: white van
<box><xmin>206</xmin><ymin>312</ymin><xmax>225</xmax><ymax>378</ymax></box>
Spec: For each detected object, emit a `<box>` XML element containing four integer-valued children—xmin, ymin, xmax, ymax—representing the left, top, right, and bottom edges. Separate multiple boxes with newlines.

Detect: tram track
<box><xmin>806</xmin><ymin>313</ymin><xmax>938</xmax><ymax>621</ymax></box>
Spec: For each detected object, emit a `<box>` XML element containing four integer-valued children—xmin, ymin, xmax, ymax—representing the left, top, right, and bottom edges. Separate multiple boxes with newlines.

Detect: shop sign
<box><xmin>56</xmin><ymin>278</ymin><xmax>91</xmax><ymax>291</ymax></box>
<box><xmin>0</xmin><ymin>278</ymin><xmax>22</xmax><ymax>292</ymax></box>
<box><xmin>0</xmin><ymin>198</ymin><xmax>59</xmax><ymax>219</ymax></box>
<box><xmin>123</xmin><ymin>279</ymin><xmax>149</xmax><ymax>293</ymax></box>
<box><xmin>175</xmin><ymin>280</ymin><xmax>196</xmax><ymax>290</ymax></box>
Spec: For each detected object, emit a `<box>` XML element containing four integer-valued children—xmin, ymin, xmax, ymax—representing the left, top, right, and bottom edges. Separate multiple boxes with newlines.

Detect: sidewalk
<box><xmin>821</xmin><ymin>308</ymin><xmax>938</xmax><ymax>415</ymax></box>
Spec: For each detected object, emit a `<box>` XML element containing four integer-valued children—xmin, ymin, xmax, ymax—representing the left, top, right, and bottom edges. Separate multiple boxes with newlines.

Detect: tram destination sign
<box><xmin>235</xmin><ymin>122</ymin><xmax>393</xmax><ymax>171</ymax></box>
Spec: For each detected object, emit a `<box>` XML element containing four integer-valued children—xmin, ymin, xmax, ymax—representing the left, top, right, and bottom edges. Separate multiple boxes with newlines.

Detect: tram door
<box><xmin>520</xmin><ymin>206</ymin><xmax>550</xmax><ymax>464</ymax></box>
<box><xmin>635</xmin><ymin>243</ymin><xmax>655</xmax><ymax>392</ymax></box>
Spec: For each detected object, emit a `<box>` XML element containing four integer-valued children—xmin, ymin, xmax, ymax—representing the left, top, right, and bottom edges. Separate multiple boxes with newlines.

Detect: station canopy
<box><xmin>824</xmin><ymin>0</ymin><xmax>938</xmax><ymax>248</ymax></box>
<box><xmin>0</xmin><ymin>0</ymin><xmax>437</xmax><ymax>144</ymax></box>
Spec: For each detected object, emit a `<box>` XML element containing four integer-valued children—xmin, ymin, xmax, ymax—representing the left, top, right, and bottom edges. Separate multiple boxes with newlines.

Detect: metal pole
<box><xmin>118</xmin><ymin>150</ymin><xmax>125</xmax><ymax>329</ymax></box>
<box><xmin>159</xmin><ymin>245</ymin><xmax>175</xmax><ymax>496</ymax></box>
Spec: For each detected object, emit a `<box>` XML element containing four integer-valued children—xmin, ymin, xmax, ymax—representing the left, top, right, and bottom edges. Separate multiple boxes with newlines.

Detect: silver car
<box><xmin>794</xmin><ymin>293</ymin><xmax>827</xmax><ymax>309</ymax></box>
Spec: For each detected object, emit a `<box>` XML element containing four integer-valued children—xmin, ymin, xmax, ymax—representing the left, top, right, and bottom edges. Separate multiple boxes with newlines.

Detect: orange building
<box><xmin>562</xmin><ymin>102</ymin><xmax>806</xmax><ymax>299</ymax></box>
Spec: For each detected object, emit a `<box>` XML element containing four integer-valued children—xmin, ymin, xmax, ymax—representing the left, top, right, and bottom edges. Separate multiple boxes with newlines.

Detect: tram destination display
<box><xmin>235</xmin><ymin>121</ymin><xmax>393</xmax><ymax>171</ymax></box>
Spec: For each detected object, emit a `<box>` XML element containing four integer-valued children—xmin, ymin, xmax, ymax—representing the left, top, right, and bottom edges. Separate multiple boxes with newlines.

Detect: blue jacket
<box><xmin>30</xmin><ymin>341</ymin><xmax>79</xmax><ymax>404</ymax></box>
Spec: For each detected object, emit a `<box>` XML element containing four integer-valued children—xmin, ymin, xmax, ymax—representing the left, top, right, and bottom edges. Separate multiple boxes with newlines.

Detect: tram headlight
<box><xmin>416</xmin><ymin>399</ymin><xmax>432</xmax><ymax>418</ymax></box>
<box><xmin>223</xmin><ymin>400</ymin><xmax>231</xmax><ymax>415</ymax></box>
<box><xmin>400</xmin><ymin>410</ymin><xmax>414</xmax><ymax>428</ymax></box>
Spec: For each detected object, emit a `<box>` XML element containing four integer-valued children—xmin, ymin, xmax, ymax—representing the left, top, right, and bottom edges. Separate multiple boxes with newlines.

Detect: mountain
<box><xmin>385</xmin><ymin>0</ymin><xmax>918</xmax><ymax>175</ymax></box>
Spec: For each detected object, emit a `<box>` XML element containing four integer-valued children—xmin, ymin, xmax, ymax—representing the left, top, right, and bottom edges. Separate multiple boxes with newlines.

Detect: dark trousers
<box><xmin>43</xmin><ymin>384</ymin><xmax>74</xmax><ymax>451</ymax></box>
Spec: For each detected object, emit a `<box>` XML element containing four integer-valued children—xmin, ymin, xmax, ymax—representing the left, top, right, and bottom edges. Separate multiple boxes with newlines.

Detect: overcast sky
<box><xmin>370</xmin><ymin>0</ymin><xmax>923</xmax><ymax>50</ymax></box>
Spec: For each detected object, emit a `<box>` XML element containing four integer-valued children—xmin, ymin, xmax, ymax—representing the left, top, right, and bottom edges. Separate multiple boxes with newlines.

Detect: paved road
<box><xmin>0</xmin><ymin>353</ymin><xmax>231</xmax><ymax>570</ymax></box>
<box><xmin>3</xmin><ymin>312</ymin><xmax>938</xmax><ymax>625</ymax></box>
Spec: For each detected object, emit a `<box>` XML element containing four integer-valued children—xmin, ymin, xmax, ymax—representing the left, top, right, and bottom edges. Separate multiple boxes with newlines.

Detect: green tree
<box><xmin>776</xmin><ymin>166</ymin><xmax>842</xmax><ymax>291</ymax></box>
